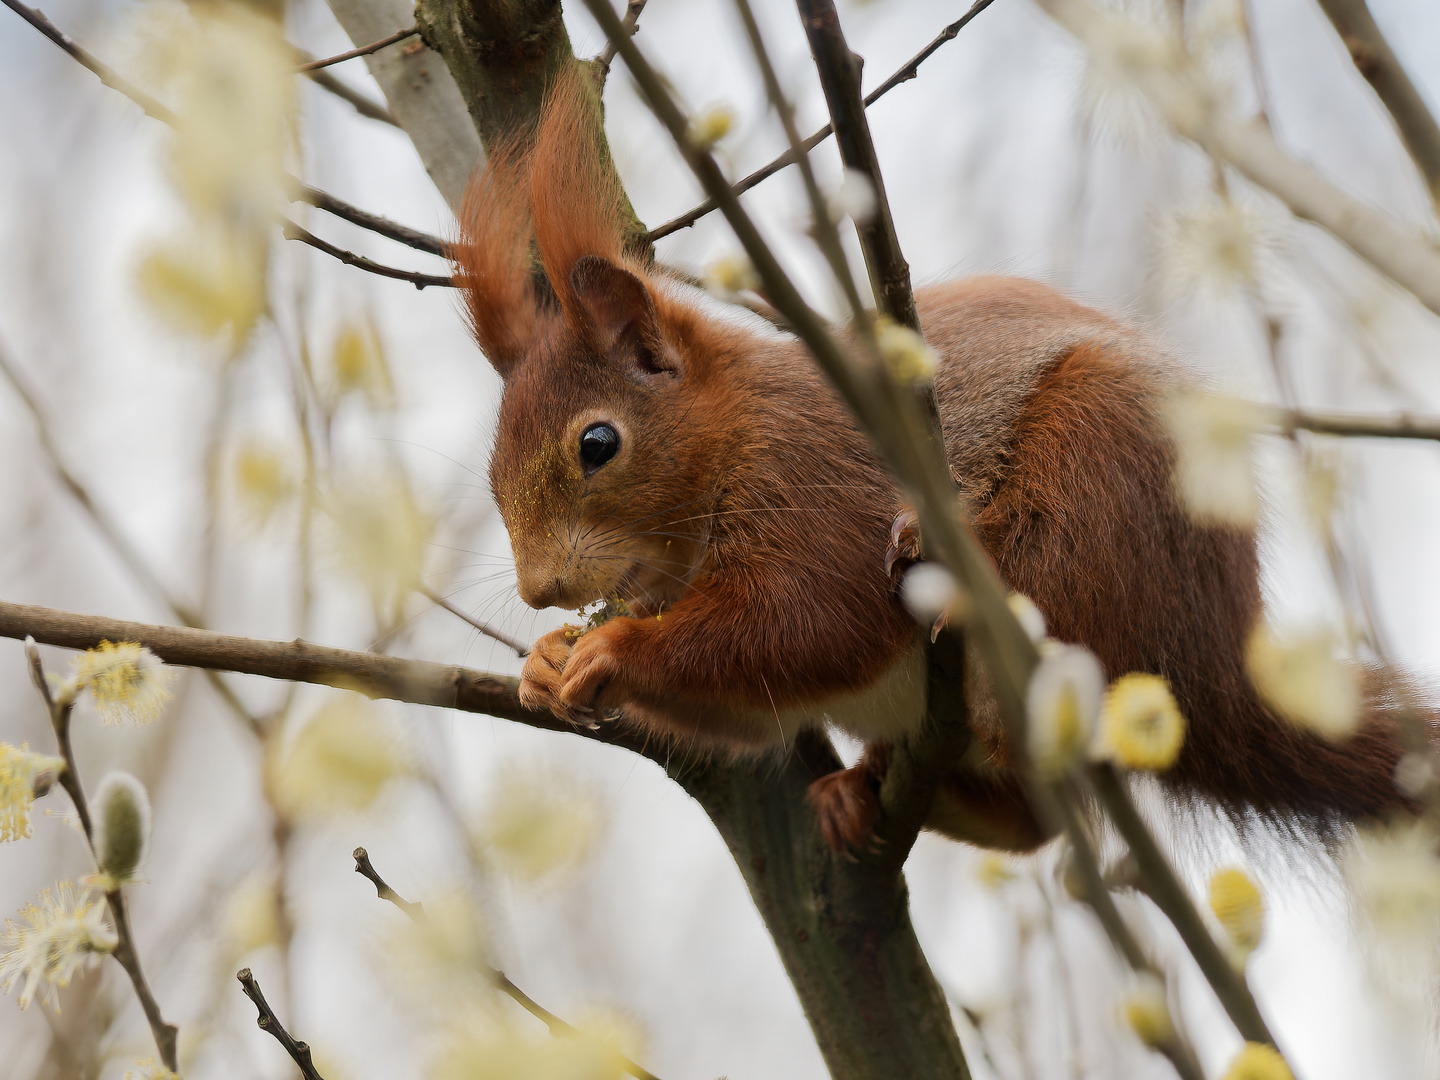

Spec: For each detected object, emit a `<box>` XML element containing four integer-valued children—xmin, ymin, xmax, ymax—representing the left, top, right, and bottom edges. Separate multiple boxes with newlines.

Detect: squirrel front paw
<box><xmin>519</xmin><ymin>627</ymin><xmax>585</xmax><ymax>721</ymax></box>
<box><xmin>806</xmin><ymin>742</ymin><xmax>893</xmax><ymax>853</ymax></box>
<box><xmin>885</xmin><ymin>505</ymin><xmax>922</xmax><ymax>580</ymax></box>
<box><xmin>556</xmin><ymin>620</ymin><xmax>637</xmax><ymax>719</ymax></box>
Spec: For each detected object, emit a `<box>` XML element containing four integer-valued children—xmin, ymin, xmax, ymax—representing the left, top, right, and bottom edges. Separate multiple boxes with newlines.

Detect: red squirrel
<box><xmin>454</xmin><ymin>72</ymin><xmax>1418</xmax><ymax>852</ymax></box>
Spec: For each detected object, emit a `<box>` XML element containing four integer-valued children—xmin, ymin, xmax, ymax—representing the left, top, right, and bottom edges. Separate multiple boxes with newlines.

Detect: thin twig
<box><xmin>303</xmin><ymin>68</ymin><xmax>400</xmax><ymax>127</ymax></box>
<box><xmin>293</xmin><ymin>183</ymin><xmax>446</xmax><ymax>255</ymax></box>
<box><xmin>24</xmin><ymin>642</ymin><xmax>180</xmax><ymax>1072</ymax></box>
<box><xmin>1275</xmin><ymin>407</ymin><xmax>1440</xmax><ymax>442</ymax></box>
<box><xmin>416</xmin><ymin>584</ymin><xmax>530</xmax><ymax>656</ymax></box>
<box><xmin>351</xmin><ymin>847</ymin><xmax>663</xmax><ymax>1080</ymax></box>
<box><xmin>297</xmin><ymin>26</ymin><xmax>419</xmax><ymax>72</ymax></box>
<box><xmin>282</xmin><ymin>220</ymin><xmax>455</xmax><ymax>289</ymax></box>
<box><xmin>595</xmin><ymin>0</ymin><xmax>648</xmax><ymax>77</ymax></box>
<box><xmin>236</xmin><ymin>968</ymin><xmax>325</xmax><ymax>1080</ymax></box>
<box><xmin>645</xmin><ymin>0</ymin><xmax>998</xmax><ymax>242</ymax></box>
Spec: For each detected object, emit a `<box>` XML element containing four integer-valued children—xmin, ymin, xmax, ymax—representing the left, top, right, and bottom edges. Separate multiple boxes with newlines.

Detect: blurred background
<box><xmin>2</xmin><ymin>0</ymin><xmax>1439</xmax><ymax>1076</ymax></box>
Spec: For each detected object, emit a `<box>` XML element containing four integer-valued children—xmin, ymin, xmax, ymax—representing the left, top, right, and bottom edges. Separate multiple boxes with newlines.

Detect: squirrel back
<box><xmin>455</xmin><ymin>69</ymin><xmax>1420</xmax><ymax>847</ymax></box>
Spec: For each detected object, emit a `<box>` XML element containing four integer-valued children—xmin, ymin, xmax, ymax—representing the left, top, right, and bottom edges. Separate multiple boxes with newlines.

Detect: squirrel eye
<box><xmin>579</xmin><ymin>422</ymin><xmax>621</xmax><ymax>472</ymax></box>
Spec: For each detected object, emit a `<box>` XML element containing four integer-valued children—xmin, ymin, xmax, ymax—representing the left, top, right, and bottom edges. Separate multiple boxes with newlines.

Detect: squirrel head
<box><xmin>453</xmin><ymin>69</ymin><xmax>719</xmax><ymax>613</ymax></box>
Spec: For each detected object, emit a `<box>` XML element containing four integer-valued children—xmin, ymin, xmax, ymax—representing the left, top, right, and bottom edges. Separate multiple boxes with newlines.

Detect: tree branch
<box><xmin>25</xmin><ymin>643</ymin><xmax>180</xmax><ymax>1073</ymax></box>
<box><xmin>1036</xmin><ymin>0</ymin><xmax>1440</xmax><ymax>319</ymax></box>
<box><xmin>1314</xmin><ymin>0</ymin><xmax>1440</xmax><ymax>209</ymax></box>
<box><xmin>297</xmin><ymin>25</ymin><xmax>419</xmax><ymax>71</ymax></box>
<box><xmin>795</xmin><ymin>0</ymin><xmax>919</xmax><ymax>332</ymax></box>
<box><xmin>415</xmin><ymin>584</ymin><xmax>530</xmax><ymax>656</ymax></box>
<box><xmin>237</xmin><ymin>968</ymin><xmax>325</xmax><ymax>1080</ymax></box>
<box><xmin>645</xmin><ymin>0</ymin><xmax>998</xmax><ymax>243</ymax></box>
<box><xmin>1277</xmin><ymin>406</ymin><xmax>1440</xmax><ymax>441</ymax></box>
<box><xmin>293</xmin><ymin>183</ymin><xmax>446</xmax><ymax>255</ymax></box>
<box><xmin>282</xmin><ymin>219</ymin><xmax>456</xmax><ymax>288</ymax></box>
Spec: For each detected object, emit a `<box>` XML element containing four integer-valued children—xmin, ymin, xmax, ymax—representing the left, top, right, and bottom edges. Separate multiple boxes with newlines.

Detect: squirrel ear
<box><xmin>571</xmin><ymin>255</ymin><xmax>682</xmax><ymax>382</ymax></box>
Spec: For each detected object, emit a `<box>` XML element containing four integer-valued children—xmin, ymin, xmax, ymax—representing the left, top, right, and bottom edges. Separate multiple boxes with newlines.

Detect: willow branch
<box><xmin>282</xmin><ymin>220</ymin><xmax>455</xmax><ymax>288</ymax></box>
<box><xmin>297</xmin><ymin>25</ymin><xmax>419</xmax><ymax>71</ymax></box>
<box><xmin>237</xmin><ymin>968</ymin><xmax>325</xmax><ymax>1080</ymax></box>
<box><xmin>350</xmin><ymin>847</ymin><xmax>662</xmax><ymax>1080</ymax></box>
<box><xmin>645</xmin><ymin>0</ymin><xmax>998</xmax><ymax>242</ymax></box>
<box><xmin>25</xmin><ymin>643</ymin><xmax>180</xmax><ymax>1072</ymax></box>
<box><xmin>1087</xmin><ymin>765</ymin><xmax>1276</xmax><ymax>1047</ymax></box>
<box><xmin>1314</xmin><ymin>0</ymin><xmax>1440</xmax><ymax>208</ymax></box>
<box><xmin>1037</xmin><ymin>0</ymin><xmax>1440</xmax><ymax>318</ymax></box>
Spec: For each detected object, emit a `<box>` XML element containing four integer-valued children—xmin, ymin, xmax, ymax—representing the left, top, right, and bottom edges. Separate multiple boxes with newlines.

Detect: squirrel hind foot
<box><xmin>807</xmin><ymin>741</ymin><xmax>893</xmax><ymax>853</ymax></box>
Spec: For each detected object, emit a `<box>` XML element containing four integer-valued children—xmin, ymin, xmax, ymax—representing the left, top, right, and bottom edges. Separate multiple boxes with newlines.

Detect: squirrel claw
<box><xmin>808</xmin><ymin>765</ymin><xmax>882</xmax><ymax>854</ymax></box>
<box><xmin>885</xmin><ymin>506</ymin><xmax>923</xmax><ymax>580</ymax></box>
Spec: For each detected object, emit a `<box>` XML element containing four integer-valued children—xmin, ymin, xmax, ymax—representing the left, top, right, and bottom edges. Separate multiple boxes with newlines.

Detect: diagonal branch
<box><xmin>646</xmin><ymin>0</ymin><xmax>998</xmax><ymax>243</ymax></box>
<box><xmin>1037</xmin><ymin>0</ymin><xmax>1440</xmax><ymax>319</ymax></box>
<box><xmin>293</xmin><ymin>183</ymin><xmax>446</xmax><ymax>255</ymax></box>
<box><xmin>237</xmin><ymin>968</ymin><xmax>326</xmax><ymax>1080</ymax></box>
<box><xmin>595</xmin><ymin>0</ymin><xmax>647</xmax><ymax>79</ymax></box>
<box><xmin>795</xmin><ymin>0</ymin><xmax>919</xmax><ymax>332</ymax></box>
<box><xmin>1314</xmin><ymin>0</ymin><xmax>1440</xmax><ymax>209</ymax></box>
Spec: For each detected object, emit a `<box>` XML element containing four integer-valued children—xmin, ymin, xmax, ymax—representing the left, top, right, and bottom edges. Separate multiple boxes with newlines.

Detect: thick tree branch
<box><xmin>297</xmin><ymin>25</ymin><xmax>419</xmax><ymax>71</ymax></box>
<box><xmin>237</xmin><ymin>968</ymin><xmax>325</xmax><ymax>1080</ymax></box>
<box><xmin>646</xmin><ymin>0</ymin><xmax>998</xmax><ymax>243</ymax></box>
<box><xmin>1315</xmin><ymin>0</ymin><xmax>1440</xmax><ymax>209</ymax></box>
<box><xmin>1037</xmin><ymin>0</ymin><xmax>1440</xmax><ymax>318</ymax></box>
<box><xmin>795</xmin><ymin>0</ymin><xmax>918</xmax><ymax>332</ymax></box>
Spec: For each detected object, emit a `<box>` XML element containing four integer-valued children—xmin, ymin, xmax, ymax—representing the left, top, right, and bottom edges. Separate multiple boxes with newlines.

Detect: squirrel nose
<box><xmin>515</xmin><ymin>565</ymin><xmax>563</xmax><ymax>609</ymax></box>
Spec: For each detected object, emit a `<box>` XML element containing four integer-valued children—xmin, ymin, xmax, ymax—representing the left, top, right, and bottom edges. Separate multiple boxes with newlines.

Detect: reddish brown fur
<box><xmin>454</xmin><ymin>71</ymin><xmax>1423</xmax><ymax>850</ymax></box>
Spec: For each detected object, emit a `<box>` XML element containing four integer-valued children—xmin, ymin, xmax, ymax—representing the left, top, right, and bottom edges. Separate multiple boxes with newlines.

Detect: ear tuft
<box><xmin>451</xmin><ymin>135</ymin><xmax>536</xmax><ymax>376</ymax></box>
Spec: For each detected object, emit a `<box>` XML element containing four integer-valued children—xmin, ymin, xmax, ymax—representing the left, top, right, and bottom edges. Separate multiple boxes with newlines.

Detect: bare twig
<box><xmin>416</xmin><ymin>584</ymin><xmax>530</xmax><ymax>656</ymax></box>
<box><xmin>1037</xmin><ymin>0</ymin><xmax>1440</xmax><ymax>318</ymax></box>
<box><xmin>645</xmin><ymin>0</ymin><xmax>998</xmax><ymax>242</ymax></box>
<box><xmin>293</xmin><ymin>183</ymin><xmax>446</xmax><ymax>255</ymax></box>
<box><xmin>351</xmin><ymin>847</ymin><xmax>663</xmax><ymax>1080</ymax></box>
<box><xmin>297</xmin><ymin>25</ymin><xmax>419</xmax><ymax>71</ymax></box>
<box><xmin>1314</xmin><ymin>0</ymin><xmax>1440</xmax><ymax>208</ymax></box>
<box><xmin>24</xmin><ymin>642</ymin><xmax>180</xmax><ymax>1072</ymax></box>
<box><xmin>595</xmin><ymin>0</ymin><xmax>648</xmax><ymax>77</ymax></box>
<box><xmin>282</xmin><ymin>219</ymin><xmax>455</xmax><ymax>288</ymax></box>
<box><xmin>236</xmin><ymin>968</ymin><xmax>325</xmax><ymax>1080</ymax></box>
<box><xmin>352</xmin><ymin>846</ymin><xmax>425</xmax><ymax>918</ymax></box>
